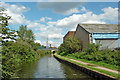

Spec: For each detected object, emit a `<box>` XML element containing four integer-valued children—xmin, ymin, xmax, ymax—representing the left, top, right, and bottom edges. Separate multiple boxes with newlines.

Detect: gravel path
<box><xmin>57</xmin><ymin>54</ymin><xmax>120</xmax><ymax>74</ymax></box>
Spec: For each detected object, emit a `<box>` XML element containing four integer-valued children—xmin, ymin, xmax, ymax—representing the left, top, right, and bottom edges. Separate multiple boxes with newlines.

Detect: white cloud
<box><xmin>1</xmin><ymin>2</ymin><xmax>118</xmax><ymax>47</ymax></box>
<box><xmin>40</xmin><ymin>40</ymin><xmax>61</xmax><ymax>47</ymax></box>
<box><xmin>80</xmin><ymin>7</ymin><xmax>87</xmax><ymax>12</ymax></box>
<box><xmin>47</xmin><ymin>0</ymin><xmax>87</xmax><ymax>2</ymax></box>
<box><xmin>63</xmin><ymin>8</ymin><xmax>79</xmax><ymax>15</ymax></box>
<box><xmin>45</xmin><ymin>17</ymin><xmax>52</xmax><ymax>20</ymax></box>
<box><xmin>40</xmin><ymin>17</ymin><xmax>52</xmax><ymax>22</ymax></box>
<box><xmin>35</xmin><ymin>40</ymin><xmax>41</xmax><ymax>44</ymax></box>
<box><xmin>82</xmin><ymin>20</ymin><xmax>106</xmax><ymax>24</ymax></box>
<box><xmin>48</xmin><ymin>7</ymin><xmax>118</xmax><ymax>31</ymax></box>
<box><xmin>35</xmin><ymin>28</ymin><xmax>63</xmax><ymax>39</ymax></box>
<box><xmin>37</xmin><ymin>2</ymin><xmax>85</xmax><ymax>15</ymax></box>
<box><xmin>34</xmin><ymin>7</ymin><xmax>118</xmax><ymax>47</ymax></box>
<box><xmin>100</xmin><ymin>7</ymin><xmax>118</xmax><ymax>22</ymax></box>
<box><xmin>40</xmin><ymin>17</ymin><xmax>45</xmax><ymax>22</ymax></box>
<box><xmin>1</xmin><ymin>2</ymin><xmax>30</xmax><ymax>24</ymax></box>
<box><xmin>48</xmin><ymin>0</ymin><xmax>73</xmax><ymax>2</ymax></box>
<box><xmin>48</xmin><ymin>33</ymin><xmax>64</xmax><ymax>39</ymax></box>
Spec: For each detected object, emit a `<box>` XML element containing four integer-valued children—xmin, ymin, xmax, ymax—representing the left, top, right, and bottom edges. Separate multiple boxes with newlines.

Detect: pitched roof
<box><xmin>63</xmin><ymin>31</ymin><xmax>75</xmax><ymax>38</ymax></box>
<box><xmin>78</xmin><ymin>24</ymin><xmax>118</xmax><ymax>33</ymax></box>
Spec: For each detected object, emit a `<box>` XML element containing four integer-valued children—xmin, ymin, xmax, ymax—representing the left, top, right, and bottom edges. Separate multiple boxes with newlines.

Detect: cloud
<box><xmin>99</xmin><ymin>7</ymin><xmax>118</xmax><ymax>22</ymax></box>
<box><xmin>40</xmin><ymin>17</ymin><xmax>52</xmax><ymax>22</ymax></box>
<box><xmin>1</xmin><ymin>0</ymin><xmax>118</xmax><ymax>2</ymax></box>
<box><xmin>1</xmin><ymin>2</ymin><xmax>30</xmax><ymax>24</ymax></box>
<box><xmin>40</xmin><ymin>17</ymin><xmax>45</xmax><ymax>22</ymax></box>
<box><xmin>47</xmin><ymin>0</ymin><xmax>87</xmax><ymax>2</ymax></box>
<box><xmin>80</xmin><ymin>7</ymin><xmax>87</xmax><ymax>12</ymax></box>
<box><xmin>35</xmin><ymin>40</ymin><xmax>41</xmax><ymax>44</ymax></box>
<box><xmin>1</xmin><ymin>2</ymin><xmax>118</xmax><ymax>47</ymax></box>
<box><xmin>40</xmin><ymin>40</ymin><xmax>61</xmax><ymax>47</ymax></box>
<box><xmin>45</xmin><ymin>17</ymin><xmax>52</xmax><ymax>20</ymax></box>
<box><xmin>48</xmin><ymin>33</ymin><xmax>64</xmax><ymax>39</ymax></box>
<box><xmin>48</xmin><ymin>7</ymin><xmax>118</xmax><ymax>31</ymax></box>
<box><xmin>63</xmin><ymin>8</ymin><xmax>79</xmax><ymax>15</ymax></box>
<box><xmin>82</xmin><ymin>20</ymin><xmax>106</xmax><ymax>24</ymax></box>
<box><xmin>34</xmin><ymin>7</ymin><xmax>118</xmax><ymax>47</ymax></box>
<box><xmin>34</xmin><ymin>27</ymin><xmax>63</xmax><ymax>39</ymax></box>
<box><xmin>37</xmin><ymin>2</ymin><xmax>85</xmax><ymax>15</ymax></box>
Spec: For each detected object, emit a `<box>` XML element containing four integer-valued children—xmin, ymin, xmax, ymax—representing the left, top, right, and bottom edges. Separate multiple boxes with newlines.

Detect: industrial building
<box><xmin>74</xmin><ymin>24</ymin><xmax>119</xmax><ymax>50</ymax></box>
<box><xmin>63</xmin><ymin>31</ymin><xmax>75</xmax><ymax>41</ymax></box>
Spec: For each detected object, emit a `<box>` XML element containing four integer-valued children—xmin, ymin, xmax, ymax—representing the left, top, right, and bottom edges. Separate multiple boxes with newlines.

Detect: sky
<box><xmin>0</xmin><ymin>1</ymin><xmax>119</xmax><ymax>47</ymax></box>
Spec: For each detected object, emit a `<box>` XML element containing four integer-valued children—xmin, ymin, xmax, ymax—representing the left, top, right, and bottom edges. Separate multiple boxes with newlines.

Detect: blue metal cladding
<box><xmin>119</xmin><ymin>33</ymin><xmax>120</xmax><ymax>47</ymax></box>
<box><xmin>92</xmin><ymin>33</ymin><xmax>119</xmax><ymax>39</ymax></box>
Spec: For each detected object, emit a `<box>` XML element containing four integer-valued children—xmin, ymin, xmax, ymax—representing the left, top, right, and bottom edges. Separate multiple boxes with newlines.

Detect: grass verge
<box><xmin>54</xmin><ymin>54</ymin><xmax>120</xmax><ymax>79</ymax></box>
<box><xmin>65</xmin><ymin>55</ymin><xmax>119</xmax><ymax>71</ymax></box>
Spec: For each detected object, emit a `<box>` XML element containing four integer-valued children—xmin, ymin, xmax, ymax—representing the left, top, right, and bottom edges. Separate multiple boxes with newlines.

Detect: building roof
<box><xmin>63</xmin><ymin>31</ymin><xmax>75</xmax><ymax>39</ymax></box>
<box><xmin>78</xmin><ymin>24</ymin><xmax>118</xmax><ymax>33</ymax></box>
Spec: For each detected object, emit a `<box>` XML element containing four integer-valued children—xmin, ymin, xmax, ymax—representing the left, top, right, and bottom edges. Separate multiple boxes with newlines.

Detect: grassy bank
<box><xmin>54</xmin><ymin>54</ymin><xmax>119</xmax><ymax>79</ymax></box>
<box><xmin>65</xmin><ymin>55</ymin><xmax>119</xmax><ymax>71</ymax></box>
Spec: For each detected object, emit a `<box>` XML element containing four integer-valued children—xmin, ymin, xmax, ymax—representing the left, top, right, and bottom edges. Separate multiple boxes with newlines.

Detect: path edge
<box><xmin>54</xmin><ymin>54</ymin><xmax>118</xmax><ymax>80</ymax></box>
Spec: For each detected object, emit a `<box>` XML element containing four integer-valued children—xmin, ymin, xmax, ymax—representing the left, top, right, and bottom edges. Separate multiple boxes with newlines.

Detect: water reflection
<box><xmin>17</xmin><ymin>60</ymin><xmax>38</xmax><ymax>78</ymax></box>
<box><xmin>61</xmin><ymin>62</ymin><xmax>94</xmax><ymax>79</ymax></box>
<box><xmin>17</xmin><ymin>54</ymin><xmax>95</xmax><ymax>79</ymax></box>
<box><xmin>34</xmin><ymin>55</ymin><xmax>65</xmax><ymax>78</ymax></box>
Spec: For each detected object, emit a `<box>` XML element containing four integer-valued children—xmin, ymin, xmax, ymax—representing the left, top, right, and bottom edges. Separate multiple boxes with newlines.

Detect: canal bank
<box><xmin>54</xmin><ymin>54</ymin><xmax>118</xmax><ymax>80</ymax></box>
<box><xmin>16</xmin><ymin>54</ymin><xmax>95</xmax><ymax>79</ymax></box>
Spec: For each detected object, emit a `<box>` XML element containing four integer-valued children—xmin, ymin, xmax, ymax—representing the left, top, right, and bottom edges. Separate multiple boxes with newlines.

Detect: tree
<box><xmin>58</xmin><ymin>36</ymin><xmax>82</xmax><ymax>56</ymax></box>
<box><xmin>17</xmin><ymin>25</ymin><xmax>27</xmax><ymax>40</ymax></box>
<box><xmin>0</xmin><ymin>8</ymin><xmax>17</xmax><ymax>78</ymax></box>
<box><xmin>0</xmin><ymin>8</ymin><xmax>16</xmax><ymax>44</ymax></box>
<box><xmin>17</xmin><ymin>25</ymin><xmax>34</xmax><ymax>42</ymax></box>
<box><xmin>26</xmin><ymin>29</ymin><xmax>34</xmax><ymax>42</ymax></box>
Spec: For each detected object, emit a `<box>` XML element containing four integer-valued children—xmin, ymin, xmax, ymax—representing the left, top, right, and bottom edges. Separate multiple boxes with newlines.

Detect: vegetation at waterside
<box><xmin>1</xmin><ymin>8</ymin><xmax>47</xmax><ymax>78</ymax></box>
<box><xmin>58</xmin><ymin>37</ymin><xmax>120</xmax><ymax>69</ymax></box>
<box><xmin>58</xmin><ymin>36</ymin><xmax>82</xmax><ymax>56</ymax></box>
<box><xmin>54</xmin><ymin>54</ymin><xmax>119</xmax><ymax>79</ymax></box>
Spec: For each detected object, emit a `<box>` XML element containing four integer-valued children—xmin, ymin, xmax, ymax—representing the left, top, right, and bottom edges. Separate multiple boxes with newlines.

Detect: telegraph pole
<box><xmin>46</xmin><ymin>35</ymin><xmax>48</xmax><ymax>48</ymax></box>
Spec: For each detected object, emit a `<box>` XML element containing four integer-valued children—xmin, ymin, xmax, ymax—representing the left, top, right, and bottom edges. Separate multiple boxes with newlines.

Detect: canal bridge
<box><xmin>41</xmin><ymin>48</ymin><xmax>58</xmax><ymax>54</ymax></box>
<box><xmin>41</xmin><ymin>48</ymin><xmax>58</xmax><ymax>51</ymax></box>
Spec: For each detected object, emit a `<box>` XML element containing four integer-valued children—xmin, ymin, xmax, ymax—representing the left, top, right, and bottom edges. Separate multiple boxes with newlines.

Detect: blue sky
<box><xmin>1</xmin><ymin>2</ymin><xmax>118</xmax><ymax>47</ymax></box>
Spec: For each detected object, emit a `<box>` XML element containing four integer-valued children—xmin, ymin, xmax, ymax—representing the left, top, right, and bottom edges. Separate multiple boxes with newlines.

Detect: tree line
<box><xmin>58</xmin><ymin>36</ymin><xmax>120</xmax><ymax>66</ymax></box>
<box><xmin>1</xmin><ymin>8</ymin><xmax>47</xmax><ymax>78</ymax></box>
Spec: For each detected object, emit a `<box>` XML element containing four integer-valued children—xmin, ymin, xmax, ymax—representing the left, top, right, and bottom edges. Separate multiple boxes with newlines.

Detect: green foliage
<box><xmin>65</xmin><ymin>43</ymin><xmax>120</xmax><ymax>66</ymax></box>
<box><xmin>1</xmin><ymin>8</ymin><xmax>46</xmax><ymax>78</ymax></box>
<box><xmin>17</xmin><ymin>25</ymin><xmax>27</xmax><ymax>40</ymax></box>
<box><xmin>0</xmin><ymin>8</ymin><xmax>16</xmax><ymax>42</ymax></box>
<box><xmin>29</xmin><ymin>42</ymin><xmax>41</xmax><ymax>51</ymax></box>
<box><xmin>2</xmin><ymin>40</ymin><xmax>36</xmax><ymax>78</ymax></box>
<box><xmin>41</xmin><ymin>45</ymin><xmax>46</xmax><ymax>48</ymax></box>
<box><xmin>17</xmin><ymin>25</ymin><xmax>34</xmax><ymax>42</ymax></box>
<box><xmin>55</xmin><ymin>54</ymin><xmax>119</xmax><ymax>79</ymax></box>
<box><xmin>58</xmin><ymin>36</ymin><xmax>82</xmax><ymax>56</ymax></box>
<box><xmin>84</xmin><ymin>43</ymin><xmax>100</xmax><ymax>55</ymax></box>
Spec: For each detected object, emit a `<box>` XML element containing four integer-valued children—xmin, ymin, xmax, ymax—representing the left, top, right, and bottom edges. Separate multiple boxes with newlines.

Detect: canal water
<box><xmin>17</xmin><ymin>54</ymin><xmax>95</xmax><ymax>79</ymax></box>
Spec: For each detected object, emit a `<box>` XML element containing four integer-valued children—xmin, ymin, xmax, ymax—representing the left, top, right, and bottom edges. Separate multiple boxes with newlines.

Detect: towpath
<box><xmin>56</xmin><ymin>54</ymin><xmax>120</xmax><ymax>74</ymax></box>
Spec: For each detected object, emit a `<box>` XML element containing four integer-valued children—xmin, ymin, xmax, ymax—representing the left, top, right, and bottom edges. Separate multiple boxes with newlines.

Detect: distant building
<box><xmin>53</xmin><ymin>47</ymin><xmax>57</xmax><ymax>48</ymax></box>
<box><xmin>63</xmin><ymin>31</ymin><xmax>75</xmax><ymax>41</ymax></box>
<box><xmin>74</xmin><ymin>24</ymin><xmax>119</xmax><ymax>50</ymax></box>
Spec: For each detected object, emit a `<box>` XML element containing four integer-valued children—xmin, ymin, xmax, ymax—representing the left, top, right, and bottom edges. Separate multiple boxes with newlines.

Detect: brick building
<box><xmin>63</xmin><ymin>31</ymin><xmax>75</xmax><ymax>41</ymax></box>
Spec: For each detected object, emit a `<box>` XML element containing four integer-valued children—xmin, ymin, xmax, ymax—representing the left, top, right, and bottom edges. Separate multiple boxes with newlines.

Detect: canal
<box><xmin>17</xmin><ymin>54</ymin><xmax>95</xmax><ymax>79</ymax></box>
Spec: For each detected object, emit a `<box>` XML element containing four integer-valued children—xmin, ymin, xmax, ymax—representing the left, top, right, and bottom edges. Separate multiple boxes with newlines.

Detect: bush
<box><xmin>60</xmin><ymin>43</ymin><xmax>120</xmax><ymax>66</ymax></box>
<box><xmin>58</xmin><ymin>36</ymin><xmax>82</xmax><ymax>55</ymax></box>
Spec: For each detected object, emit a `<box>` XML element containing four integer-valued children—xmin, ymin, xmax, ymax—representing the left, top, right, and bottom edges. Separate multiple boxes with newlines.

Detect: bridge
<box><xmin>41</xmin><ymin>48</ymin><xmax>58</xmax><ymax>51</ymax></box>
<box><xmin>41</xmin><ymin>48</ymin><xmax>58</xmax><ymax>54</ymax></box>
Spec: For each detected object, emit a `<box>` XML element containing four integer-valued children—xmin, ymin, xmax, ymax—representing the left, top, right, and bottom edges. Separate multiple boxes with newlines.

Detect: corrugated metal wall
<box><xmin>96</xmin><ymin>39</ymin><xmax>119</xmax><ymax>50</ymax></box>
